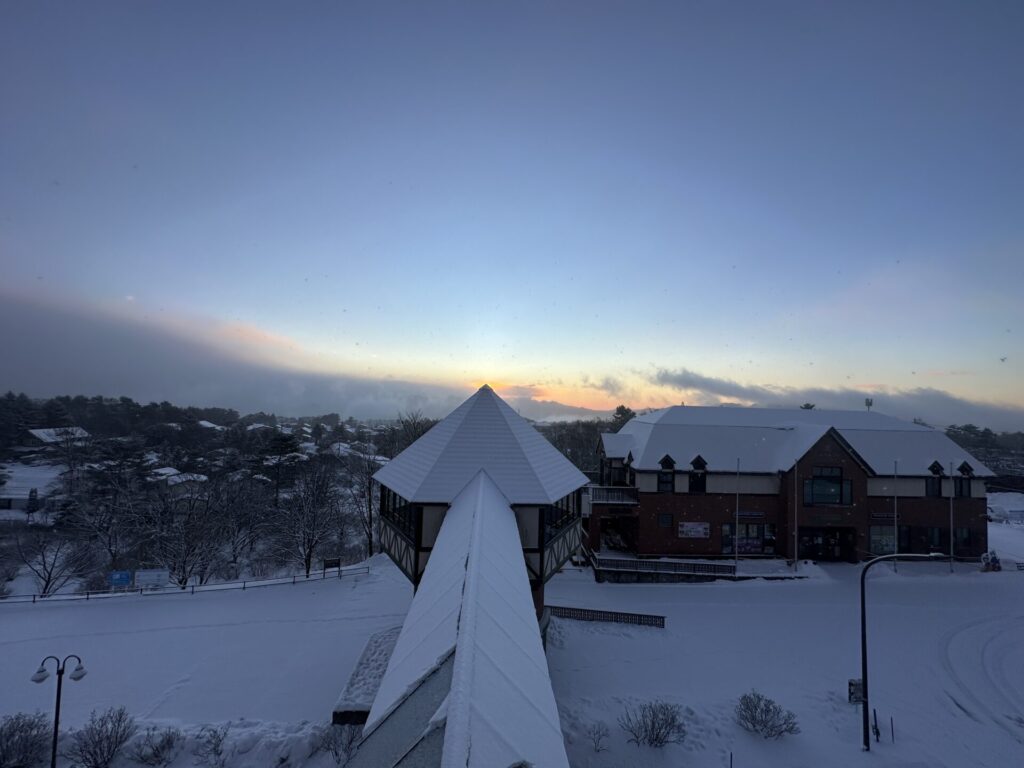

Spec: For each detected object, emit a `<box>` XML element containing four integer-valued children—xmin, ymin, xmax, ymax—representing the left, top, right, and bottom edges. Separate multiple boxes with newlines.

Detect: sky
<box><xmin>1</xmin><ymin>2</ymin><xmax>1022</xmax><ymax>426</ymax></box>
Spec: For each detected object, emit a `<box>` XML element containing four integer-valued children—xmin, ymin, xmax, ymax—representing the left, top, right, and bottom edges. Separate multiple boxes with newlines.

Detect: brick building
<box><xmin>589</xmin><ymin>407</ymin><xmax>992</xmax><ymax>562</ymax></box>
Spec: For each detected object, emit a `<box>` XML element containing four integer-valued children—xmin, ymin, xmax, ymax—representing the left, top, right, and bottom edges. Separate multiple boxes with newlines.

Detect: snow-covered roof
<box><xmin>374</xmin><ymin>385</ymin><xmax>588</xmax><ymax>505</ymax></box>
<box><xmin>335</xmin><ymin>626</ymin><xmax>402</xmax><ymax>715</ymax></box>
<box><xmin>27</xmin><ymin>426</ymin><xmax>89</xmax><ymax>444</ymax></box>
<box><xmin>364</xmin><ymin>471</ymin><xmax>569</xmax><ymax>767</ymax></box>
<box><xmin>197</xmin><ymin>420</ymin><xmax>226</xmax><ymax>431</ymax></box>
<box><xmin>0</xmin><ymin>463</ymin><xmax>64</xmax><ymax>498</ymax></box>
<box><xmin>150</xmin><ymin>466</ymin><xmax>180</xmax><ymax>478</ymax></box>
<box><xmin>167</xmin><ymin>472</ymin><xmax>208</xmax><ymax>486</ymax></box>
<box><xmin>607</xmin><ymin>406</ymin><xmax>993</xmax><ymax>476</ymax></box>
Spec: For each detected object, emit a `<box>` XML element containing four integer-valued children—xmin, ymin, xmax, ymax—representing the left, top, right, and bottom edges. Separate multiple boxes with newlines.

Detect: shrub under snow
<box><xmin>0</xmin><ymin>711</ymin><xmax>50</xmax><ymax>768</ymax></box>
<box><xmin>734</xmin><ymin>690</ymin><xmax>800</xmax><ymax>739</ymax></box>
<box><xmin>64</xmin><ymin>707</ymin><xmax>137</xmax><ymax>768</ymax></box>
<box><xmin>128</xmin><ymin>726</ymin><xmax>183</xmax><ymax>767</ymax></box>
<box><xmin>618</xmin><ymin>701</ymin><xmax>686</xmax><ymax>748</ymax></box>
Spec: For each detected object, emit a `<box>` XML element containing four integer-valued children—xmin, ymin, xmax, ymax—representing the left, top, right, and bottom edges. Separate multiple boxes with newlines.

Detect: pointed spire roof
<box><xmin>373</xmin><ymin>385</ymin><xmax>589</xmax><ymax>504</ymax></box>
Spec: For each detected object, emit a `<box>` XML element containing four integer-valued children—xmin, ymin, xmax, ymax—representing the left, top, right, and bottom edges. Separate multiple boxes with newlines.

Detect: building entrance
<box><xmin>798</xmin><ymin>527</ymin><xmax>856</xmax><ymax>562</ymax></box>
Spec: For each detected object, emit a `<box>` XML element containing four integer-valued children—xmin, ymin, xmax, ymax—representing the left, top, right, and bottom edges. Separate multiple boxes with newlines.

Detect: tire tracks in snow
<box><xmin>938</xmin><ymin>613</ymin><xmax>1024</xmax><ymax>744</ymax></box>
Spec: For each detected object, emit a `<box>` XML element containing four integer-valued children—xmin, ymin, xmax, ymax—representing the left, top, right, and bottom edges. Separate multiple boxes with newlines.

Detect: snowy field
<box><xmin>547</xmin><ymin>528</ymin><xmax>1024</xmax><ymax>768</ymax></box>
<box><xmin>0</xmin><ymin>554</ymin><xmax>411</xmax><ymax>763</ymax></box>
<box><xmin>2</xmin><ymin>529</ymin><xmax>1023</xmax><ymax>767</ymax></box>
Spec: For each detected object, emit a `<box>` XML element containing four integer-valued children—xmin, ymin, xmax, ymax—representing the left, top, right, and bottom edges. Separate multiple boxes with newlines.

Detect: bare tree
<box><xmin>16</xmin><ymin>534</ymin><xmax>92</xmax><ymax>596</ymax></box>
<box><xmin>343</xmin><ymin>445</ymin><xmax>380</xmax><ymax>560</ymax></box>
<box><xmin>208</xmin><ymin>475</ymin><xmax>271</xmax><ymax>579</ymax></box>
<box><xmin>139</xmin><ymin>483</ymin><xmax>223</xmax><ymax>588</ymax></box>
<box><xmin>273</xmin><ymin>459</ymin><xmax>342</xmax><ymax>577</ymax></box>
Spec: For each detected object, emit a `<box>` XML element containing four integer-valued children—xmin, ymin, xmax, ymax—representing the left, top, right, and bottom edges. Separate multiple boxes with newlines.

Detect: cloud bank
<box><xmin>652</xmin><ymin>368</ymin><xmax>1024</xmax><ymax>431</ymax></box>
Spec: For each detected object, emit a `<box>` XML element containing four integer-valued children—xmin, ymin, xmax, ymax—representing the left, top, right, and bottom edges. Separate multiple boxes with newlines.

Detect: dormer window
<box><xmin>658</xmin><ymin>456</ymin><xmax>675</xmax><ymax>493</ymax></box>
<box><xmin>925</xmin><ymin>462</ymin><xmax>943</xmax><ymax>498</ymax></box>
<box><xmin>954</xmin><ymin>462</ymin><xmax>973</xmax><ymax>498</ymax></box>
<box><xmin>689</xmin><ymin>455</ymin><xmax>707</xmax><ymax>494</ymax></box>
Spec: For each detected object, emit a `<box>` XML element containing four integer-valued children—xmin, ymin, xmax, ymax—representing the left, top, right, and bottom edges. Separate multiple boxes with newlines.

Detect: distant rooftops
<box><xmin>602</xmin><ymin>406</ymin><xmax>993</xmax><ymax>477</ymax></box>
<box><xmin>27</xmin><ymin>426</ymin><xmax>89</xmax><ymax>444</ymax></box>
<box><xmin>373</xmin><ymin>385</ymin><xmax>588</xmax><ymax>504</ymax></box>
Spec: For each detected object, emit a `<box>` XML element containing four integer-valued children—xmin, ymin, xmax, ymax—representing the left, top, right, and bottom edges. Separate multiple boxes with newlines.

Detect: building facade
<box><xmin>589</xmin><ymin>407</ymin><xmax>991</xmax><ymax>562</ymax></box>
<box><xmin>373</xmin><ymin>385</ymin><xmax>589</xmax><ymax>607</ymax></box>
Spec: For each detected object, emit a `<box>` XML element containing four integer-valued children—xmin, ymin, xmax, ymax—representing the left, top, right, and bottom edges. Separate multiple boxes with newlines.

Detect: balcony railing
<box><xmin>588</xmin><ymin>485</ymin><xmax>638</xmax><ymax>505</ymax></box>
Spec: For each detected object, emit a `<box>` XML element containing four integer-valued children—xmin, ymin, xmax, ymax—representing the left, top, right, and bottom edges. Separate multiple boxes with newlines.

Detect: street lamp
<box><xmin>859</xmin><ymin>553</ymin><xmax>943</xmax><ymax>751</ymax></box>
<box><xmin>31</xmin><ymin>654</ymin><xmax>87</xmax><ymax>768</ymax></box>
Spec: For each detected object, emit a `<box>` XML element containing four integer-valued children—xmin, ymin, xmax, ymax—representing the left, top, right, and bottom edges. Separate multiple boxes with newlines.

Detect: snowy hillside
<box><xmin>0</xmin><ymin>556</ymin><xmax>410</xmax><ymax>727</ymax></box>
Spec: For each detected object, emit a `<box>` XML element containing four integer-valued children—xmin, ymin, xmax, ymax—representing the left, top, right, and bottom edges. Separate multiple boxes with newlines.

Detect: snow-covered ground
<box><xmin>989</xmin><ymin>491</ymin><xmax>1024</xmax><ymax>523</ymax></box>
<box><xmin>547</xmin><ymin>529</ymin><xmax>1024</xmax><ymax>768</ymax></box>
<box><xmin>2</xmin><ymin>529</ymin><xmax>1023</xmax><ymax>767</ymax></box>
<box><xmin>0</xmin><ymin>555</ymin><xmax>411</xmax><ymax>731</ymax></box>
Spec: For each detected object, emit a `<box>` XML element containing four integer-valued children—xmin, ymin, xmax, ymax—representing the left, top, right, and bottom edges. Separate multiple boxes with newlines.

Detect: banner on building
<box><xmin>678</xmin><ymin>522</ymin><xmax>710</xmax><ymax>539</ymax></box>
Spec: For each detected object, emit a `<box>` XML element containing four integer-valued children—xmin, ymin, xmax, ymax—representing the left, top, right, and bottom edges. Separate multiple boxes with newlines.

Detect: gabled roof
<box><xmin>606</xmin><ymin>406</ymin><xmax>993</xmax><ymax>476</ymax></box>
<box><xmin>373</xmin><ymin>385</ymin><xmax>588</xmax><ymax>504</ymax></box>
<box><xmin>27</xmin><ymin>426</ymin><xmax>89</xmax><ymax>444</ymax></box>
<box><xmin>364</xmin><ymin>471</ymin><xmax>569</xmax><ymax>767</ymax></box>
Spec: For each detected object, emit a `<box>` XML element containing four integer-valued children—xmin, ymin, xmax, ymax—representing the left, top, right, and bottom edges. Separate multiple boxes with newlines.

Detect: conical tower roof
<box><xmin>373</xmin><ymin>385</ymin><xmax>589</xmax><ymax>504</ymax></box>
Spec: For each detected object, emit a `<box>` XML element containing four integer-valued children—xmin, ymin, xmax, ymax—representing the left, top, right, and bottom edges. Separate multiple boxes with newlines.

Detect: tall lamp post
<box><xmin>31</xmin><ymin>654</ymin><xmax>87</xmax><ymax>768</ymax></box>
<box><xmin>859</xmin><ymin>553</ymin><xmax>942</xmax><ymax>751</ymax></box>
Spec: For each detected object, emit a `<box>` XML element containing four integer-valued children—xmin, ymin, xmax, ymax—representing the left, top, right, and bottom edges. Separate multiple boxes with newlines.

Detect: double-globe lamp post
<box><xmin>860</xmin><ymin>552</ymin><xmax>944</xmax><ymax>751</ymax></box>
<box><xmin>31</xmin><ymin>654</ymin><xmax>88</xmax><ymax>768</ymax></box>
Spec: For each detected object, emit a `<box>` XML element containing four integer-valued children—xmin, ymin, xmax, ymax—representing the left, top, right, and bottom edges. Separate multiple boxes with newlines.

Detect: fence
<box><xmin>0</xmin><ymin>564</ymin><xmax>371</xmax><ymax>605</ymax></box>
<box><xmin>547</xmin><ymin>604</ymin><xmax>665</xmax><ymax>628</ymax></box>
<box><xmin>592</xmin><ymin>554</ymin><xmax>736</xmax><ymax>576</ymax></box>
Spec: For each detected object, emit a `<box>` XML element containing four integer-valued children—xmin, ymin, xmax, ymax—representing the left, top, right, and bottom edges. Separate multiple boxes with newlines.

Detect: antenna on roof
<box><xmin>865</xmin><ymin>398</ymin><xmax>873</xmax><ymax>412</ymax></box>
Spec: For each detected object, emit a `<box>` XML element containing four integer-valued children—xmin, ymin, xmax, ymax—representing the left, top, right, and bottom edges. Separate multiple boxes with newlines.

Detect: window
<box><xmin>954</xmin><ymin>477</ymin><xmax>971</xmax><ymax>498</ymax></box>
<box><xmin>658</xmin><ymin>512</ymin><xmax>673</xmax><ymax>528</ymax></box>
<box><xmin>955</xmin><ymin>527</ymin><xmax>971</xmax><ymax>549</ymax></box>
<box><xmin>926</xmin><ymin>527</ymin><xmax>941</xmax><ymax>549</ymax></box>
<box><xmin>803</xmin><ymin>467</ymin><xmax>852</xmax><ymax>505</ymax></box>
<box><xmin>0</xmin><ymin>498</ymin><xmax>11</xmax><ymax>510</ymax></box>
<box><xmin>658</xmin><ymin>470</ymin><xmax>674</xmax><ymax>493</ymax></box>
<box><xmin>870</xmin><ymin>527</ymin><xmax>895</xmax><ymax>556</ymax></box>
<box><xmin>689</xmin><ymin>472</ymin><xmax>706</xmax><ymax>494</ymax></box>
<box><xmin>723</xmin><ymin>523</ymin><xmax>769</xmax><ymax>553</ymax></box>
<box><xmin>925</xmin><ymin>476</ymin><xmax>942</xmax><ymax>498</ymax></box>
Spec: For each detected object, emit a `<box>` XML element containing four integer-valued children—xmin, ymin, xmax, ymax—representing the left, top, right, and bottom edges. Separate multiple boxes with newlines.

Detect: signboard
<box><xmin>134</xmin><ymin>569</ymin><xmax>170</xmax><ymax>589</ymax></box>
<box><xmin>738</xmin><ymin>510</ymin><xmax>764</xmax><ymax>519</ymax></box>
<box><xmin>108</xmin><ymin>570</ymin><xmax>132</xmax><ymax>588</ymax></box>
<box><xmin>678</xmin><ymin>522</ymin><xmax>710</xmax><ymax>539</ymax></box>
<box><xmin>322</xmin><ymin>557</ymin><xmax>342</xmax><ymax>570</ymax></box>
<box><xmin>848</xmin><ymin>678</ymin><xmax>864</xmax><ymax>704</ymax></box>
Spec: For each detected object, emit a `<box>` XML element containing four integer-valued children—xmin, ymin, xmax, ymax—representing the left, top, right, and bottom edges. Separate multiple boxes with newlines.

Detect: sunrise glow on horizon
<box><xmin>2</xmin><ymin>2</ymin><xmax>1022</xmax><ymax>426</ymax></box>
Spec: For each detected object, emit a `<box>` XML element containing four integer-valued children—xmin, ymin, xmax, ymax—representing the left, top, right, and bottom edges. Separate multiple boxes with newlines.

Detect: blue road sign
<box><xmin>109</xmin><ymin>570</ymin><xmax>132</xmax><ymax>588</ymax></box>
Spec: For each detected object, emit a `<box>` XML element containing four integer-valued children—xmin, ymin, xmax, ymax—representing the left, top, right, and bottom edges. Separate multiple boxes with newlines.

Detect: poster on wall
<box><xmin>679</xmin><ymin>522</ymin><xmax>710</xmax><ymax>539</ymax></box>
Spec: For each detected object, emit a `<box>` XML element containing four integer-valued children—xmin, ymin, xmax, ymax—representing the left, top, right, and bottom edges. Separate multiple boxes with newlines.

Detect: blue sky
<box><xmin>2</xmin><ymin>2</ymin><xmax>1022</xmax><ymax>423</ymax></box>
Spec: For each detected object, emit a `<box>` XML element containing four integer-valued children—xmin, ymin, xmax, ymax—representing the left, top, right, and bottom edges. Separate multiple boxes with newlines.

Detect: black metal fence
<box><xmin>547</xmin><ymin>604</ymin><xmax>665</xmax><ymax>628</ymax></box>
<box><xmin>1</xmin><ymin>564</ymin><xmax>371</xmax><ymax>605</ymax></box>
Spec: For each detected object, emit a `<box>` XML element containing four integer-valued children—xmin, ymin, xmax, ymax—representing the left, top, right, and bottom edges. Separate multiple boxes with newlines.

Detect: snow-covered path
<box><xmin>0</xmin><ymin>555</ymin><xmax>412</xmax><ymax>727</ymax></box>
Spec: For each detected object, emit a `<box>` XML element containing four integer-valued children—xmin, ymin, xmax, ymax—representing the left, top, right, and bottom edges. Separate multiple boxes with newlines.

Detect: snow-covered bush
<box><xmin>0</xmin><ymin>711</ymin><xmax>49</xmax><ymax>768</ymax></box>
<box><xmin>192</xmin><ymin>724</ymin><xmax>230</xmax><ymax>768</ymax></box>
<box><xmin>314</xmin><ymin>724</ymin><xmax>359</xmax><ymax>766</ymax></box>
<box><xmin>128</xmin><ymin>726</ymin><xmax>183</xmax><ymax>767</ymax></box>
<box><xmin>64</xmin><ymin>707</ymin><xmax>137</xmax><ymax>768</ymax></box>
<box><xmin>584</xmin><ymin>721</ymin><xmax>609</xmax><ymax>752</ymax></box>
<box><xmin>618</xmin><ymin>701</ymin><xmax>686</xmax><ymax>747</ymax></box>
<box><xmin>735</xmin><ymin>690</ymin><xmax>800</xmax><ymax>739</ymax></box>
